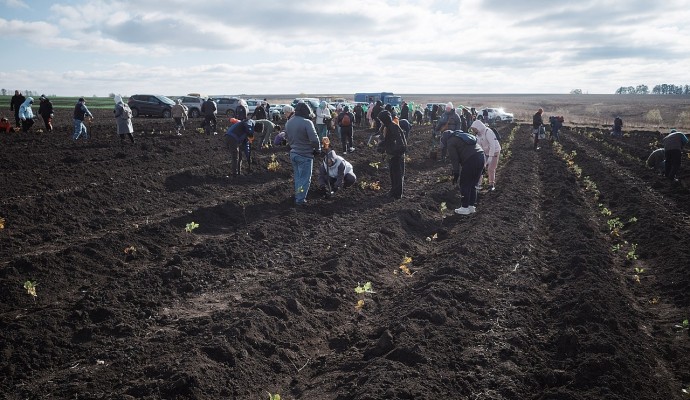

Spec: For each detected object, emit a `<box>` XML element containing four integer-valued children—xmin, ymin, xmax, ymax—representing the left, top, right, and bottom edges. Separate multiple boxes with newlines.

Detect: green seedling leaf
<box><xmin>355</xmin><ymin>281</ymin><xmax>374</xmax><ymax>294</ymax></box>
<box><xmin>24</xmin><ymin>280</ymin><xmax>37</xmax><ymax>298</ymax></box>
<box><xmin>185</xmin><ymin>221</ymin><xmax>199</xmax><ymax>233</ymax></box>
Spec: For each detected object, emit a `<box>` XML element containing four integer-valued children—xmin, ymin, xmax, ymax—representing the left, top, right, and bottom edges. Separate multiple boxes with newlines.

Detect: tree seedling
<box><xmin>185</xmin><ymin>221</ymin><xmax>199</xmax><ymax>233</ymax></box>
<box><xmin>124</xmin><ymin>245</ymin><xmax>136</xmax><ymax>255</ymax></box>
<box><xmin>369</xmin><ymin>161</ymin><xmax>381</xmax><ymax>169</ymax></box>
<box><xmin>354</xmin><ymin>281</ymin><xmax>374</xmax><ymax>311</ymax></box>
<box><xmin>611</xmin><ymin>243</ymin><xmax>621</xmax><ymax>252</ymax></box>
<box><xmin>607</xmin><ymin>218</ymin><xmax>624</xmax><ymax>237</ymax></box>
<box><xmin>267</xmin><ymin>154</ymin><xmax>279</xmax><ymax>171</ymax></box>
<box><xmin>354</xmin><ymin>282</ymin><xmax>374</xmax><ymax>294</ymax></box>
<box><xmin>266</xmin><ymin>392</ymin><xmax>281</xmax><ymax>400</ymax></box>
<box><xmin>674</xmin><ymin>319</ymin><xmax>689</xmax><ymax>331</ymax></box>
<box><xmin>0</xmin><ymin>216</ymin><xmax>5</xmax><ymax>229</ymax></box>
<box><xmin>399</xmin><ymin>255</ymin><xmax>413</xmax><ymax>276</ymax></box>
<box><xmin>23</xmin><ymin>280</ymin><xmax>37</xmax><ymax>300</ymax></box>
<box><xmin>626</xmin><ymin>243</ymin><xmax>638</xmax><ymax>260</ymax></box>
<box><xmin>599</xmin><ymin>206</ymin><xmax>612</xmax><ymax>217</ymax></box>
<box><xmin>439</xmin><ymin>202</ymin><xmax>447</xmax><ymax>225</ymax></box>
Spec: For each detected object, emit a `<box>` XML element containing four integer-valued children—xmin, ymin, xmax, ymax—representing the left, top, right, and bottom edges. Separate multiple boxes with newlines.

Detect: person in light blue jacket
<box><xmin>18</xmin><ymin>97</ymin><xmax>35</xmax><ymax>132</ymax></box>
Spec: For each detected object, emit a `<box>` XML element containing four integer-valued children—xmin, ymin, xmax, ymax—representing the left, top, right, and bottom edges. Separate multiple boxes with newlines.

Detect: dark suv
<box><xmin>127</xmin><ymin>94</ymin><xmax>175</xmax><ymax>118</ymax></box>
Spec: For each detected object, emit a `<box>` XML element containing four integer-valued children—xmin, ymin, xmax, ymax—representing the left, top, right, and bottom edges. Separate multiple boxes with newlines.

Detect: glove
<box><xmin>452</xmin><ymin>173</ymin><xmax>459</xmax><ymax>185</ymax></box>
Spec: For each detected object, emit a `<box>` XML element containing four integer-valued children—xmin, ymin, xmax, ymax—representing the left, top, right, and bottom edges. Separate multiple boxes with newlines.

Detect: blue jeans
<box><xmin>290</xmin><ymin>152</ymin><xmax>314</xmax><ymax>204</ymax></box>
<box><xmin>73</xmin><ymin>119</ymin><xmax>88</xmax><ymax>140</ymax></box>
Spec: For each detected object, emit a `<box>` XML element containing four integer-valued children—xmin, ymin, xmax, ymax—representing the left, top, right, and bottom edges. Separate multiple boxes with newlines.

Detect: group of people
<box><xmin>280</xmin><ymin>98</ymin><xmax>504</xmax><ymax>215</ymax></box>
<box><xmin>646</xmin><ymin>128</ymin><xmax>688</xmax><ymax>182</ymax></box>
<box><xmin>8</xmin><ymin>90</ymin><xmax>55</xmax><ymax>133</ymax></box>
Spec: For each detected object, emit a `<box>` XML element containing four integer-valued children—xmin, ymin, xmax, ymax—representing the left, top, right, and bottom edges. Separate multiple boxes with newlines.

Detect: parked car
<box><xmin>127</xmin><ymin>94</ymin><xmax>175</xmax><ymax>118</ymax></box>
<box><xmin>245</xmin><ymin>99</ymin><xmax>263</xmax><ymax>116</ymax></box>
<box><xmin>291</xmin><ymin>98</ymin><xmax>320</xmax><ymax>113</ymax></box>
<box><xmin>177</xmin><ymin>95</ymin><xmax>204</xmax><ymax>118</ymax></box>
<box><xmin>478</xmin><ymin>107</ymin><xmax>514</xmax><ymax>123</ymax></box>
<box><xmin>214</xmin><ymin>97</ymin><xmax>242</xmax><ymax>117</ymax></box>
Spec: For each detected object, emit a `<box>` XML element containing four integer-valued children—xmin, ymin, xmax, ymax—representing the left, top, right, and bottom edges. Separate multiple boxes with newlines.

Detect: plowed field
<box><xmin>1</xmin><ymin>111</ymin><xmax>689</xmax><ymax>399</ymax></box>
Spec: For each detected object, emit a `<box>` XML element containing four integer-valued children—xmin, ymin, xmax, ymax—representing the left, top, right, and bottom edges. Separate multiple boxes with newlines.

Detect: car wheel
<box><xmin>190</xmin><ymin>109</ymin><xmax>200</xmax><ymax>118</ymax></box>
<box><xmin>163</xmin><ymin>110</ymin><xmax>171</xmax><ymax>119</ymax></box>
<box><xmin>226</xmin><ymin>110</ymin><xmax>235</xmax><ymax>117</ymax></box>
<box><xmin>131</xmin><ymin>108</ymin><xmax>139</xmax><ymax>118</ymax></box>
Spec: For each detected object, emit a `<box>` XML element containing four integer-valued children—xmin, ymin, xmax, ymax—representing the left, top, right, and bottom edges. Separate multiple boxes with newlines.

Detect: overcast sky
<box><xmin>1</xmin><ymin>0</ymin><xmax>689</xmax><ymax>97</ymax></box>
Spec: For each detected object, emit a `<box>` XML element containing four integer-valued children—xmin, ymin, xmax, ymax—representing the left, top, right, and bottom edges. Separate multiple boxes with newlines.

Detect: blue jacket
<box><xmin>226</xmin><ymin>120</ymin><xmax>255</xmax><ymax>158</ymax></box>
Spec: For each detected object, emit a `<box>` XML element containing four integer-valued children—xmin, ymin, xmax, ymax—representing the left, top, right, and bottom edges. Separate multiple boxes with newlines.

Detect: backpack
<box><xmin>491</xmin><ymin>127</ymin><xmax>501</xmax><ymax>142</ymax></box>
<box><xmin>451</xmin><ymin>131</ymin><xmax>477</xmax><ymax>145</ymax></box>
<box><xmin>341</xmin><ymin>113</ymin><xmax>351</xmax><ymax>126</ymax></box>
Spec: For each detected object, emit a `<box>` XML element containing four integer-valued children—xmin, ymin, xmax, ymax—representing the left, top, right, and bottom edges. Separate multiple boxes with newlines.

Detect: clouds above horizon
<box><xmin>1</xmin><ymin>0</ymin><xmax>689</xmax><ymax>96</ymax></box>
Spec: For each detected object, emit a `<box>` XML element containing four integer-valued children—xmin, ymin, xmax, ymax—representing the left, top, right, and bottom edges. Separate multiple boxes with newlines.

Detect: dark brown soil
<box><xmin>1</xmin><ymin>111</ymin><xmax>689</xmax><ymax>399</ymax></box>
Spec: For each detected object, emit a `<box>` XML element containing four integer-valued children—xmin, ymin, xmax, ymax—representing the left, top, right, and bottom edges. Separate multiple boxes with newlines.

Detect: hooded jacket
<box><xmin>320</xmin><ymin>149</ymin><xmax>355</xmax><ymax>189</ymax></box>
<box><xmin>285</xmin><ymin>106</ymin><xmax>320</xmax><ymax>158</ymax></box>
<box><xmin>436</xmin><ymin>108</ymin><xmax>462</xmax><ymax>132</ymax></box>
<box><xmin>113</xmin><ymin>95</ymin><xmax>134</xmax><ymax>134</ymax></box>
<box><xmin>472</xmin><ymin>120</ymin><xmax>501</xmax><ymax>157</ymax></box>
<box><xmin>19</xmin><ymin>97</ymin><xmax>34</xmax><ymax>120</ymax></box>
<box><xmin>376</xmin><ymin>111</ymin><xmax>407</xmax><ymax>156</ymax></box>
<box><xmin>316</xmin><ymin>101</ymin><xmax>329</xmax><ymax>124</ymax></box>
<box><xmin>443</xmin><ymin>130</ymin><xmax>484</xmax><ymax>174</ymax></box>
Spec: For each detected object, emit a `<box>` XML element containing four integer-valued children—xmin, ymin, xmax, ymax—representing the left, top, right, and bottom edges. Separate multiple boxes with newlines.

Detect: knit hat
<box><xmin>446</xmin><ymin>102</ymin><xmax>453</xmax><ymax>111</ymax></box>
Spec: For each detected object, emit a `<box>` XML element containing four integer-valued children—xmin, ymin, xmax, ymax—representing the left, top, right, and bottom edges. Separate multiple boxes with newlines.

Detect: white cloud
<box><xmin>3</xmin><ymin>0</ymin><xmax>28</xmax><ymax>9</ymax></box>
<box><xmin>1</xmin><ymin>0</ymin><xmax>690</xmax><ymax>95</ymax></box>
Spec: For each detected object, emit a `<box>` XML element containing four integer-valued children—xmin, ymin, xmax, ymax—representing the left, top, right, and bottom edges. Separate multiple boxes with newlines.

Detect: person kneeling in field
<box><xmin>318</xmin><ymin>148</ymin><xmax>356</xmax><ymax>199</ymax></box>
<box><xmin>646</xmin><ymin>148</ymin><xmax>666</xmax><ymax>175</ymax></box>
<box><xmin>224</xmin><ymin>118</ymin><xmax>255</xmax><ymax>175</ymax></box>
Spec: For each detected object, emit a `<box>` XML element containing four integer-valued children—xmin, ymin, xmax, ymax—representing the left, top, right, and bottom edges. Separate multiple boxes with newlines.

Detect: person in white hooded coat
<box><xmin>113</xmin><ymin>95</ymin><xmax>135</xmax><ymax>143</ymax></box>
<box><xmin>471</xmin><ymin>119</ymin><xmax>501</xmax><ymax>191</ymax></box>
<box><xmin>318</xmin><ymin>149</ymin><xmax>357</xmax><ymax>197</ymax></box>
<box><xmin>18</xmin><ymin>97</ymin><xmax>35</xmax><ymax>132</ymax></box>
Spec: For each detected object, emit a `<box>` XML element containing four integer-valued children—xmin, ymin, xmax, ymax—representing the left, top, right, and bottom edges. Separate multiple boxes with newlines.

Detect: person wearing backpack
<box><xmin>113</xmin><ymin>95</ymin><xmax>135</xmax><ymax>144</ymax></box>
<box><xmin>441</xmin><ymin>130</ymin><xmax>484</xmax><ymax>215</ymax></box>
<box><xmin>376</xmin><ymin>110</ymin><xmax>407</xmax><ymax>200</ymax></box>
<box><xmin>472</xmin><ymin>120</ymin><xmax>501</xmax><ymax>191</ymax></box>
<box><xmin>338</xmin><ymin>105</ymin><xmax>356</xmax><ymax>154</ymax></box>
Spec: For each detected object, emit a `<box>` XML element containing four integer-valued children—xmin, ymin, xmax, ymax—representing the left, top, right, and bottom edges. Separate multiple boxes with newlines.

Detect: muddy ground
<box><xmin>1</xmin><ymin>110</ymin><xmax>689</xmax><ymax>399</ymax></box>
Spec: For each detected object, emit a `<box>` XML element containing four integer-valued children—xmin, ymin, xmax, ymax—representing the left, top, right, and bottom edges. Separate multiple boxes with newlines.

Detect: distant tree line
<box><xmin>0</xmin><ymin>89</ymin><xmax>49</xmax><ymax>97</ymax></box>
<box><xmin>615</xmin><ymin>84</ymin><xmax>690</xmax><ymax>95</ymax></box>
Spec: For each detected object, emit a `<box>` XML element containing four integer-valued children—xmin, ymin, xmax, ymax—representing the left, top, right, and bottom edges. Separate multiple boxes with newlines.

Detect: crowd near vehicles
<box><xmin>354</xmin><ymin>92</ymin><xmax>403</xmax><ymax>107</ymax></box>
<box><xmin>127</xmin><ymin>94</ymin><xmax>175</xmax><ymax>118</ymax></box>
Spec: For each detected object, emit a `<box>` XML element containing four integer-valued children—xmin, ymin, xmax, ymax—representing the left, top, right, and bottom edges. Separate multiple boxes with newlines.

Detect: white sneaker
<box><xmin>349</xmin><ymin>147</ymin><xmax>355</xmax><ymax>152</ymax></box>
<box><xmin>454</xmin><ymin>207</ymin><xmax>472</xmax><ymax>215</ymax></box>
<box><xmin>475</xmin><ymin>185</ymin><xmax>482</xmax><ymax>190</ymax></box>
<box><xmin>469</xmin><ymin>206</ymin><xmax>476</xmax><ymax>213</ymax></box>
